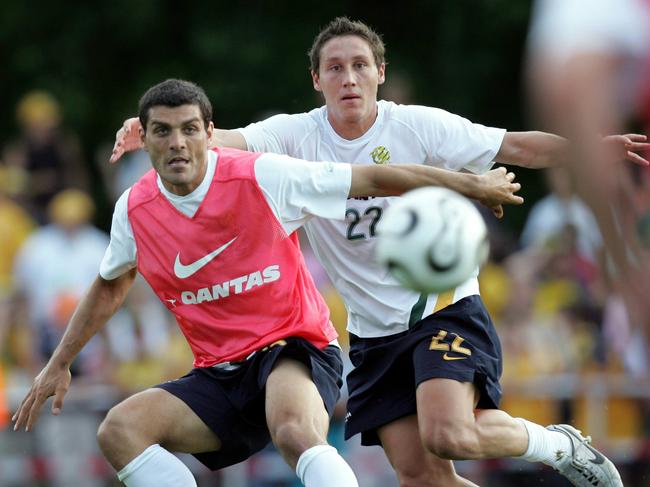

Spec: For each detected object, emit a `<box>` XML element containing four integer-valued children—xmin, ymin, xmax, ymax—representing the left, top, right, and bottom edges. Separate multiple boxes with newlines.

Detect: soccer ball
<box><xmin>376</xmin><ymin>187</ymin><xmax>489</xmax><ymax>294</ymax></box>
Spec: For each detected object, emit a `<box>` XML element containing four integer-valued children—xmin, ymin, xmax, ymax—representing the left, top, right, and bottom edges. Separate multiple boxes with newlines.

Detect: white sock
<box><xmin>295</xmin><ymin>444</ymin><xmax>359</xmax><ymax>487</ymax></box>
<box><xmin>516</xmin><ymin>418</ymin><xmax>572</xmax><ymax>466</ymax></box>
<box><xmin>117</xmin><ymin>444</ymin><xmax>197</xmax><ymax>487</ymax></box>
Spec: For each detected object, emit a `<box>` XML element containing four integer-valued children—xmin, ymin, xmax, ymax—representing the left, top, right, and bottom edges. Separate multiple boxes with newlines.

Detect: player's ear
<box><xmin>311</xmin><ymin>70</ymin><xmax>322</xmax><ymax>92</ymax></box>
<box><xmin>206</xmin><ymin>121</ymin><xmax>214</xmax><ymax>138</ymax></box>
<box><xmin>378</xmin><ymin>63</ymin><xmax>386</xmax><ymax>85</ymax></box>
<box><xmin>139</xmin><ymin>126</ymin><xmax>148</xmax><ymax>152</ymax></box>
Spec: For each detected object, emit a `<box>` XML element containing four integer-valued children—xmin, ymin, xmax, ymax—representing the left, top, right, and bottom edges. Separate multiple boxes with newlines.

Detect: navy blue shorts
<box><xmin>155</xmin><ymin>338</ymin><xmax>343</xmax><ymax>470</ymax></box>
<box><xmin>344</xmin><ymin>295</ymin><xmax>503</xmax><ymax>446</ymax></box>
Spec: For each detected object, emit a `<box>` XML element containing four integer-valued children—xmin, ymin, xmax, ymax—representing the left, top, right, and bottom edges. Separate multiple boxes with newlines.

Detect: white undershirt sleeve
<box><xmin>237</xmin><ymin>113</ymin><xmax>311</xmax><ymax>154</ymax></box>
<box><xmin>99</xmin><ymin>189</ymin><xmax>138</xmax><ymax>280</ymax></box>
<box><xmin>253</xmin><ymin>153</ymin><xmax>352</xmax><ymax>235</ymax></box>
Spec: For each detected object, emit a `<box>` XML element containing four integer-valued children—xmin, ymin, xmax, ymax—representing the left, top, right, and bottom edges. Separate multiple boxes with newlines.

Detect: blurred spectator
<box><xmin>0</xmin><ymin>163</ymin><xmax>35</xmax><ymax>430</ymax></box>
<box><xmin>3</xmin><ymin>91</ymin><xmax>91</xmax><ymax>223</ymax></box>
<box><xmin>0</xmin><ymin>363</ymin><xmax>7</xmax><ymax>429</ymax></box>
<box><xmin>495</xmin><ymin>235</ymin><xmax>606</xmax><ymax>379</ymax></box>
<box><xmin>600</xmin><ymin>164</ymin><xmax>650</xmax><ymax>378</ymax></box>
<box><xmin>602</xmin><ymin>292</ymin><xmax>649</xmax><ymax>378</ymax></box>
<box><xmin>12</xmin><ymin>189</ymin><xmax>109</xmax><ymax>376</ymax></box>
<box><xmin>0</xmin><ymin>164</ymin><xmax>35</xmax><ymax>299</ymax></box>
<box><xmin>520</xmin><ymin>166</ymin><xmax>602</xmax><ymax>265</ymax></box>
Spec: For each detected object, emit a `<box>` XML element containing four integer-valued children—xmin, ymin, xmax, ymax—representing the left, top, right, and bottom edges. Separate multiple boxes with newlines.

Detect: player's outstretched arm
<box><xmin>349</xmin><ymin>164</ymin><xmax>523</xmax><ymax>218</ymax></box>
<box><xmin>110</xmin><ymin>118</ymin><xmax>143</xmax><ymax>163</ymax></box>
<box><xmin>12</xmin><ymin>270</ymin><xmax>136</xmax><ymax>432</ymax></box>
<box><xmin>496</xmin><ymin>131</ymin><xmax>649</xmax><ymax>169</ymax></box>
<box><xmin>109</xmin><ymin>117</ymin><xmax>247</xmax><ymax>163</ymax></box>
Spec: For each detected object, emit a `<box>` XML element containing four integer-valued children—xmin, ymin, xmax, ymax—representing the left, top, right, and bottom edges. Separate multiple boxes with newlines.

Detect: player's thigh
<box><xmin>378</xmin><ymin>414</ymin><xmax>457</xmax><ymax>477</ymax></box>
<box><xmin>416</xmin><ymin>378</ymin><xmax>478</xmax><ymax>437</ymax></box>
<box><xmin>265</xmin><ymin>357</ymin><xmax>329</xmax><ymax>437</ymax></box>
<box><xmin>113</xmin><ymin>387</ymin><xmax>221</xmax><ymax>454</ymax></box>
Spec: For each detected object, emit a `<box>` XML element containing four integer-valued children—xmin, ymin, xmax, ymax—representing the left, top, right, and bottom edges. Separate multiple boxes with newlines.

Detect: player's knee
<box><xmin>421</xmin><ymin>423</ymin><xmax>479</xmax><ymax>460</ymax></box>
<box><xmin>395</xmin><ymin>459</ymin><xmax>457</xmax><ymax>487</ymax></box>
<box><xmin>390</xmin><ymin>452</ymin><xmax>434</xmax><ymax>486</ymax></box>
<box><xmin>97</xmin><ymin>406</ymin><xmax>130</xmax><ymax>455</ymax></box>
<box><xmin>270</xmin><ymin>419</ymin><xmax>324</xmax><ymax>460</ymax></box>
<box><xmin>395</xmin><ymin>467</ymin><xmax>437</xmax><ymax>487</ymax></box>
<box><xmin>97</xmin><ymin>402</ymin><xmax>148</xmax><ymax>457</ymax></box>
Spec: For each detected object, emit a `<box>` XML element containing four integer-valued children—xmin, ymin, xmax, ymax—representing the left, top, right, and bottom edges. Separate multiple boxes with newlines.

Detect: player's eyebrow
<box><xmin>323</xmin><ymin>54</ymin><xmax>371</xmax><ymax>63</ymax></box>
<box><xmin>150</xmin><ymin>117</ymin><xmax>202</xmax><ymax>127</ymax></box>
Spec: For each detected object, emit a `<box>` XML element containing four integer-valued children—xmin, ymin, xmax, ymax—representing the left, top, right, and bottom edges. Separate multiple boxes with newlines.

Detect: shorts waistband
<box><xmin>211</xmin><ymin>338</ymin><xmax>340</xmax><ymax>371</ymax></box>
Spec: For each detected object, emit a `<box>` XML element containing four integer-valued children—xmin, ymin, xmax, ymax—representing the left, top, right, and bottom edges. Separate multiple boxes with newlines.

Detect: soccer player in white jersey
<box><xmin>12</xmin><ymin>79</ymin><xmax>522</xmax><ymax>487</ymax></box>
<box><xmin>110</xmin><ymin>18</ymin><xmax>649</xmax><ymax>486</ymax></box>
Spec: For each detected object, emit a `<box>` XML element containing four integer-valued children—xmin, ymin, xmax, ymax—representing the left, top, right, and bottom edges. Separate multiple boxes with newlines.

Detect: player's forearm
<box><xmin>49</xmin><ymin>271</ymin><xmax>135</xmax><ymax>368</ymax></box>
<box><xmin>496</xmin><ymin>131</ymin><xmax>570</xmax><ymax>169</ymax></box>
<box><xmin>349</xmin><ymin>164</ymin><xmax>479</xmax><ymax>198</ymax></box>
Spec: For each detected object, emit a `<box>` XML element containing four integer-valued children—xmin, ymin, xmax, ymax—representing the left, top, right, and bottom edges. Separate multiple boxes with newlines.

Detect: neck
<box><xmin>327</xmin><ymin>104</ymin><xmax>378</xmax><ymax>140</ymax></box>
<box><xmin>164</xmin><ymin>181</ymin><xmax>199</xmax><ymax>196</ymax></box>
<box><xmin>161</xmin><ymin>159</ymin><xmax>208</xmax><ymax>196</ymax></box>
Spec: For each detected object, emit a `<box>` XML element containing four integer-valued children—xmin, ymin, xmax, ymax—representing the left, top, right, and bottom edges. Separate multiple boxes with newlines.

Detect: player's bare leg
<box><xmin>97</xmin><ymin>388</ymin><xmax>220</xmax><ymax>486</ymax></box>
<box><xmin>417</xmin><ymin>378</ymin><xmax>622</xmax><ymax>486</ymax></box>
<box><xmin>265</xmin><ymin>358</ymin><xmax>331</xmax><ymax>466</ymax></box>
<box><xmin>378</xmin><ymin>414</ymin><xmax>479</xmax><ymax>487</ymax></box>
<box><xmin>417</xmin><ymin>379</ymin><xmax>526</xmax><ymax>459</ymax></box>
<box><xmin>266</xmin><ymin>357</ymin><xmax>359</xmax><ymax>486</ymax></box>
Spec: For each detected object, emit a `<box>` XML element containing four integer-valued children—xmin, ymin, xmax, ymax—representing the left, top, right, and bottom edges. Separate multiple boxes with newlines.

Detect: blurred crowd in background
<box><xmin>2</xmin><ymin>1</ymin><xmax>650</xmax><ymax>485</ymax></box>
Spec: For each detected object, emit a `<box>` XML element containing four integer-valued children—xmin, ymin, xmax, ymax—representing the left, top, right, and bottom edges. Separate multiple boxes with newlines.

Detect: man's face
<box><xmin>140</xmin><ymin>104</ymin><xmax>213</xmax><ymax>196</ymax></box>
<box><xmin>311</xmin><ymin>35</ymin><xmax>385</xmax><ymax>130</ymax></box>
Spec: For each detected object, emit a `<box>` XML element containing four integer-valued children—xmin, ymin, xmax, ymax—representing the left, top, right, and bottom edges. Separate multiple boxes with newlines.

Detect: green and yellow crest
<box><xmin>370</xmin><ymin>146</ymin><xmax>391</xmax><ymax>165</ymax></box>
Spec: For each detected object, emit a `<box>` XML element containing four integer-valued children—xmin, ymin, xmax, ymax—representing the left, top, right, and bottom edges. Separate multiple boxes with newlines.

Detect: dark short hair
<box><xmin>138</xmin><ymin>79</ymin><xmax>212</xmax><ymax>131</ymax></box>
<box><xmin>308</xmin><ymin>17</ymin><xmax>386</xmax><ymax>73</ymax></box>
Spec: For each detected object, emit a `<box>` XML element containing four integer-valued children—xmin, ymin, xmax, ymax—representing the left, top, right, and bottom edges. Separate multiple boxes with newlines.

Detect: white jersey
<box><xmin>100</xmin><ymin>149</ymin><xmax>351</xmax><ymax>280</ymax></box>
<box><xmin>528</xmin><ymin>0</ymin><xmax>649</xmax><ymax>64</ymax></box>
<box><xmin>528</xmin><ymin>0</ymin><xmax>650</xmax><ymax>116</ymax></box>
<box><xmin>239</xmin><ymin>100</ymin><xmax>505</xmax><ymax>337</ymax></box>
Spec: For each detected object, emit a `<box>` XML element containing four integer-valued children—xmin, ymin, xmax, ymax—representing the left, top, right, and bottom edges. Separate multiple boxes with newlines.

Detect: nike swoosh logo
<box><xmin>174</xmin><ymin>236</ymin><xmax>237</xmax><ymax>279</ymax></box>
<box><xmin>585</xmin><ymin>444</ymin><xmax>605</xmax><ymax>465</ymax></box>
<box><xmin>442</xmin><ymin>353</ymin><xmax>468</xmax><ymax>361</ymax></box>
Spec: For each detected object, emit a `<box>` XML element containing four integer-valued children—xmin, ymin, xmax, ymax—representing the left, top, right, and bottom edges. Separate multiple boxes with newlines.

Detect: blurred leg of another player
<box><xmin>527</xmin><ymin>0</ymin><xmax>650</xmax><ymax>335</ymax></box>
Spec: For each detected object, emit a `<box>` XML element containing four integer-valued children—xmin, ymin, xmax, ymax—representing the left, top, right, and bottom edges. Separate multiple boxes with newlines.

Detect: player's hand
<box><xmin>603</xmin><ymin>133</ymin><xmax>650</xmax><ymax>166</ymax></box>
<box><xmin>109</xmin><ymin>117</ymin><xmax>143</xmax><ymax>164</ymax></box>
<box><xmin>478</xmin><ymin>167</ymin><xmax>524</xmax><ymax>219</ymax></box>
<box><xmin>12</xmin><ymin>362</ymin><xmax>72</xmax><ymax>432</ymax></box>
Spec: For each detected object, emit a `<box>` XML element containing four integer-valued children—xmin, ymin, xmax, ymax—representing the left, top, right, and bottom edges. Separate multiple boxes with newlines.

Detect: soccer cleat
<box><xmin>547</xmin><ymin>424</ymin><xmax>623</xmax><ymax>486</ymax></box>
